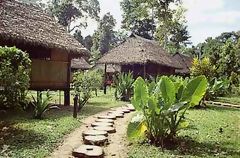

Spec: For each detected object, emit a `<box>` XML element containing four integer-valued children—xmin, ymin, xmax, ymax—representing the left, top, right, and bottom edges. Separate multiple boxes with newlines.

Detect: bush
<box><xmin>190</xmin><ymin>57</ymin><xmax>216</xmax><ymax>80</ymax></box>
<box><xmin>127</xmin><ymin>76</ymin><xmax>208</xmax><ymax>147</ymax></box>
<box><xmin>113</xmin><ymin>72</ymin><xmax>134</xmax><ymax>101</ymax></box>
<box><xmin>72</xmin><ymin>70</ymin><xmax>102</xmax><ymax>110</ymax></box>
<box><xmin>205</xmin><ymin>77</ymin><xmax>230</xmax><ymax>100</ymax></box>
<box><xmin>0</xmin><ymin>46</ymin><xmax>31</xmax><ymax>109</ymax></box>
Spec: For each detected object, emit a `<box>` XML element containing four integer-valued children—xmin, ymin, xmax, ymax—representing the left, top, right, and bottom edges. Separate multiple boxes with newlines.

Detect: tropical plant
<box><xmin>113</xmin><ymin>72</ymin><xmax>134</xmax><ymax>101</ymax></box>
<box><xmin>72</xmin><ymin>70</ymin><xmax>102</xmax><ymax>110</ymax></box>
<box><xmin>128</xmin><ymin>75</ymin><xmax>208</xmax><ymax>146</ymax></box>
<box><xmin>32</xmin><ymin>91</ymin><xmax>58</xmax><ymax>119</ymax></box>
<box><xmin>205</xmin><ymin>77</ymin><xmax>230</xmax><ymax>100</ymax></box>
<box><xmin>0</xmin><ymin>46</ymin><xmax>31</xmax><ymax>110</ymax></box>
<box><xmin>190</xmin><ymin>57</ymin><xmax>216</xmax><ymax>80</ymax></box>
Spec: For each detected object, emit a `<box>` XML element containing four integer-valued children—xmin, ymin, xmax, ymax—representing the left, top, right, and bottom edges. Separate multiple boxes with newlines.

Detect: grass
<box><xmin>0</xmin><ymin>89</ymin><xmax>125</xmax><ymax>158</ymax></box>
<box><xmin>128</xmin><ymin>106</ymin><xmax>240</xmax><ymax>158</ymax></box>
<box><xmin>215</xmin><ymin>96</ymin><xmax>240</xmax><ymax>105</ymax></box>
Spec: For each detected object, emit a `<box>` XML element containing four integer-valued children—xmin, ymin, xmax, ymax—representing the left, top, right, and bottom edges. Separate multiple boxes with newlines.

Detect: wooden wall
<box><xmin>30</xmin><ymin>49</ymin><xmax>70</xmax><ymax>90</ymax></box>
<box><xmin>30</xmin><ymin>59</ymin><xmax>68</xmax><ymax>90</ymax></box>
<box><xmin>121</xmin><ymin>63</ymin><xmax>176</xmax><ymax>79</ymax></box>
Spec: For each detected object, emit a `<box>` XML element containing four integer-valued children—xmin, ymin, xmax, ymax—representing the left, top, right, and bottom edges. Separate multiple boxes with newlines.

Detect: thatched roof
<box><xmin>0</xmin><ymin>0</ymin><xmax>89</xmax><ymax>56</ymax></box>
<box><xmin>94</xmin><ymin>64</ymin><xmax>121</xmax><ymax>73</ymax></box>
<box><xmin>98</xmin><ymin>34</ymin><xmax>181</xmax><ymax>69</ymax></box>
<box><xmin>172</xmin><ymin>52</ymin><xmax>193</xmax><ymax>74</ymax></box>
<box><xmin>71</xmin><ymin>58</ymin><xmax>91</xmax><ymax>70</ymax></box>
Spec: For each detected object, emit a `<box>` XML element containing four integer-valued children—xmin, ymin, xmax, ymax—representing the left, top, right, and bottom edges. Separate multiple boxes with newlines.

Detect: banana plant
<box><xmin>128</xmin><ymin>75</ymin><xmax>208</xmax><ymax>145</ymax></box>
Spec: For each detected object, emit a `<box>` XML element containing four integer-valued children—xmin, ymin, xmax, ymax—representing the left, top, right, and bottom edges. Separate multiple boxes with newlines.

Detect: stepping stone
<box><xmin>108</xmin><ymin>110</ymin><xmax>124</xmax><ymax>115</ymax></box>
<box><xmin>83</xmin><ymin>135</ymin><xmax>108</xmax><ymax>146</ymax></box>
<box><xmin>121</xmin><ymin>108</ymin><xmax>130</xmax><ymax>113</ymax></box>
<box><xmin>97</xmin><ymin>115</ymin><xmax>116</xmax><ymax>120</ymax></box>
<box><xmin>91</xmin><ymin>122</ymin><xmax>113</xmax><ymax>127</ymax></box>
<box><xmin>108</xmin><ymin>112</ymin><xmax>124</xmax><ymax>118</ymax></box>
<box><xmin>72</xmin><ymin>145</ymin><xmax>104</xmax><ymax>158</ymax></box>
<box><xmin>126</xmin><ymin>104</ymin><xmax>135</xmax><ymax>111</ymax></box>
<box><xmin>82</xmin><ymin>130</ymin><xmax>108</xmax><ymax>137</ymax></box>
<box><xmin>95</xmin><ymin>119</ymin><xmax>114</xmax><ymax>124</ymax></box>
<box><xmin>93</xmin><ymin>126</ymin><xmax>116</xmax><ymax>133</ymax></box>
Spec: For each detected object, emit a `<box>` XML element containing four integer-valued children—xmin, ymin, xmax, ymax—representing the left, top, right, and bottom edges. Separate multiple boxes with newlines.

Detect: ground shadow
<box><xmin>207</xmin><ymin>105</ymin><xmax>240</xmax><ymax>112</ymax></box>
<box><xmin>171</xmin><ymin>136</ymin><xmax>240</xmax><ymax>157</ymax></box>
<box><xmin>0</xmin><ymin>122</ymin><xmax>48</xmax><ymax>156</ymax></box>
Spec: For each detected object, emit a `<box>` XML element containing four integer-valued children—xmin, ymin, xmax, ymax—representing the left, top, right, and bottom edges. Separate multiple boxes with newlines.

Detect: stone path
<box><xmin>50</xmin><ymin>104</ymin><xmax>135</xmax><ymax>158</ymax></box>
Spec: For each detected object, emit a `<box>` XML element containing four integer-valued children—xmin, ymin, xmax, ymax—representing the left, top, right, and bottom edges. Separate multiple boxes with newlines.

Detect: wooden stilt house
<box><xmin>0</xmin><ymin>0</ymin><xmax>89</xmax><ymax>105</ymax></box>
<box><xmin>98</xmin><ymin>34</ymin><xmax>181</xmax><ymax>79</ymax></box>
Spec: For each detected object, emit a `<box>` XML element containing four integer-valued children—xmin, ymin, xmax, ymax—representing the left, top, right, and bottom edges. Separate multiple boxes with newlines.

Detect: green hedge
<box><xmin>0</xmin><ymin>46</ymin><xmax>31</xmax><ymax>109</ymax></box>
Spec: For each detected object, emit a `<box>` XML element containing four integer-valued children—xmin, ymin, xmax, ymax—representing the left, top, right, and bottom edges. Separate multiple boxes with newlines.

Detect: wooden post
<box><xmin>143</xmin><ymin>64</ymin><xmax>146</xmax><ymax>79</ymax></box>
<box><xmin>73</xmin><ymin>95</ymin><xmax>78</xmax><ymax>118</ymax></box>
<box><xmin>59</xmin><ymin>90</ymin><xmax>61</xmax><ymax>105</ymax></box>
<box><xmin>103</xmin><ymin>64</ymin><xmax>107</xmax><ymax>94</ymax></box>
<box><xmin>65</xmin><ymin>55</ymin><xmax>71</xmax><ymax>106</ymax></box>
<box><xmin>64</xmin><ymin>90</ymin><xmax>70</xmax><ymax>106</ymax></box>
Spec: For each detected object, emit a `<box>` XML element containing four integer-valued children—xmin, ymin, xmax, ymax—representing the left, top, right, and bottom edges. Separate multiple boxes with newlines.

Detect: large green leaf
<box><xmin>127</xmin><ymin>119</ymin><xmax>147</xmax><ymax>139</ymax></box>
<box><xmin>181</xmin><ymin>75</ymin><xmax>208</xmax><ymax>106</ymax></box>
<box><xmin>132</xmin><ymin>77</ymin><xmax>149</xmax><ymax>111</ymax></box>
<box><xmin>159</xmin><ymin>76</ymin><xmax>176</xmax><ymax>109</ymax></box>
<box><xmin>148</xmin><ymin>95</ymin><xmax>160</xmax><ymax>114</ymax></box>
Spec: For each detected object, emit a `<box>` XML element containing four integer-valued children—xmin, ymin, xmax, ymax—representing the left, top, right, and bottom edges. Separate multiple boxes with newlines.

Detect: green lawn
<box><xmin>0</xmin><ymin>90</ymin><xmax>125</xmax><ymax>158</ymax></box>
<box><xmin>128</xmin><ymin>106</ymin><xmax>240</xmax><ymax>158</ymax></box>
<box><xmin>215</xmin><ymin>96</ymin><xmax>240</xmax><ymax>105</ymax></box>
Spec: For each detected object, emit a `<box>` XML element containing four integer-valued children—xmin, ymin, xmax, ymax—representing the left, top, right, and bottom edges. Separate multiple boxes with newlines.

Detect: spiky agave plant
<box><xmin>32</xmin><ymin>91</ymin><xmax>59</xmax><ymax>119</ymax></box>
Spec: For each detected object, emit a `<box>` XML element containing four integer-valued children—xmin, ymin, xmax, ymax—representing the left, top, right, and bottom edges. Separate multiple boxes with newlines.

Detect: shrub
<box><xmin>0</xmin><ymin>46</ymin><xmax>31</xmax><ymax>109</ymax></box>
<box><xmin>113</xmin><ymin>72</ymin><xmax>134</xmax><ymax>101</ymax></box>
<box><xmin>190</xmin><ymin>57</ymin><xmax>216</xmax><ymax>80</ymax></box>
<box><xmin>205</xmin><ymin>77</ymin><xmax>230</xmax><ymax>100</ymax></box>
<box><xmin>32</xmin><ymin>91</ymin><xmax>59</xmax><ymax>119</ymax></box>
<box><xmin>127</xmin><ymin>75</ymin><xmax>207</xmax><ymax>146</ymax></box>
<box><xmin>72</xmin><ymin>70</ymin><xmax>102</xmax><ymax>110</ymax></box>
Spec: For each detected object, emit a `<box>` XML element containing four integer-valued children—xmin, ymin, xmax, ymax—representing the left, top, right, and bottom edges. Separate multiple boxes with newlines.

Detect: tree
<box><xmin>156</xmin><ymin>5</ymin><xmax>191</xmax><ymax>52</ymax></box>
<box><xmin>218</xmin><ymin>39</ymin><xmax>240</xmax><ymax>77</ymax></box>
<box><xmin>121</xmin><ymin>0</ymin><xmax>156</xmax><ymax>39</ymax></box>
<box><xmin>73</xmin><ymin>31</ymin><xmax>93</xmax><ymax>51</ymax></box>
<box><xmin>49</xmin><ymin>0</ymin><xmax>100</xmax><ymax>33</ymax></box>
<box><xmin>84</xmin><ymin>35</ymin><xmax>93</xmax><ymax>51</ymax></box>
<box><xmin>92</xmin><ymin>13</ymin><xmax>117</xmax><ymax>55</ymax></box>
<box><xmin>120</xmin><ymin>0</ymin><xmax>190</xmax><ymax>52</ymax></box>
<box><xmin>73</xmin><ymin>29</ymin><xmax>84</xmax><ymax>44</ymax></box>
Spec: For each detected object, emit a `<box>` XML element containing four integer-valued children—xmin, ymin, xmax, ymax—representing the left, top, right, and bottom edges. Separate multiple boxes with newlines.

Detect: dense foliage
<box><xmin>190</xmin><ymin>57</ymin><xmax>216</xmax><ymax>80</ymax></box>
<box><xmin>189</xmin><ymin>32</ymin><xmax>240</xmax><ymax>84</ymax></box>
<box><xmin>0</xmin><ymin>47</ymin><xmax>31</xmax><ymax>109</ymax></box>
<box><xmin>113</xmin><ymin>72</ymin><xmax>134</xmax><ymax>101</ymax></box>
<box><xmin>128</xmin><ymin>76</ymin><xmax>207</xmax><ymax>146</ymax></box>
<box><xmin>72</xmin><ymin>70</ymin><xmax>102</xmax><ymax>110</ymax></box>
<box><xmin>49</xmin><ymin>0</ymin><xmax>100</xmax><ymax>33</ymax></box>
<box><xmin>120</xmin><ymin>0</ymin><xmax>190</xmax><ymax>52</ymax></box>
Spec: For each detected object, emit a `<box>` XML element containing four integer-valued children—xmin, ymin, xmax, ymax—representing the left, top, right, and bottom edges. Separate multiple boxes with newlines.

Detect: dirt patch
<box><xmin>50</xmin><ymin>108</ymin><xmax>134</xmax><ymax>158</ymax></box>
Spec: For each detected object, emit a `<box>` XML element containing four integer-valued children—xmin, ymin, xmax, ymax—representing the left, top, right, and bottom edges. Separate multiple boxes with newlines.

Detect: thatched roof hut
<box><xmin>0</xmin><ymin>0</ymin><xmax>89</xmax><ymax>56</ymax></box>
<box><xmin>98</xmin><ymin>34</ymin><xmax>180</xmax><ymax>68</ymax></box>
<box><xmin>94</xmin><ymin>64</ymin><xmax>121</xmax><ymax>73</ymax></box>
<box><xmin>71</xmin><ymin>58</ymin><xmax>91</xmax><ymax>70</ymax></box>
<box><xmin>98</xmin><ymin>34</ymin><xmax>181</xmax><ymax>78</ymax></box>
<box><xmin>0</xmin><ymin>0</ymin><xmax>90</xmax><ymax>105</ymax></box>
<box><xmin>172</xmin><ymin>52</ymin><xmax>193</xmax><ymax>75</ymax></box>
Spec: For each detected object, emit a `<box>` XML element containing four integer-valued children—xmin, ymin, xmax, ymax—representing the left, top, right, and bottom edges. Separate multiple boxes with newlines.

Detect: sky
<box><xmin>80</xmin><ymin>0</ymin><xmax>240</xmax><ymax>45</ymax></box>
